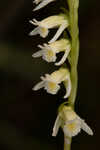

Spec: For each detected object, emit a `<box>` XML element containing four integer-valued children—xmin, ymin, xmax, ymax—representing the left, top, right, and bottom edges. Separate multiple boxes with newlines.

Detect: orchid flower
<box><xmin>52</xmin><ymin>106</ymin><xmax>93</xmax><ymax>137</ymax></box>
<box><xmin>33</xmin><ymin>39</ymin><xmax>71</xmax><ymax>66</ymax></box>
<box><xmin>29</xmin><ymin>14</ymin><xmax>69</xmax><ymax>43</ymax></box>
<box><xmin>33</xmin><ymin>68</ymin><xmax>71</xmax><ymax>98</ymax></box>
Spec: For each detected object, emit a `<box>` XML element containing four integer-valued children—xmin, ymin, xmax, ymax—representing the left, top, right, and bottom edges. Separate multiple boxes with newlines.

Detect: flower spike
<box><xmin>33</xmin><ymin>0</ymin><xmax>55</xmax><ymax>11</ymax></box>
<box><xmin>32</xmin><ymin>39</ymin><xmax>71</xmax><ymax>65</ymax></box>
<box><xmin>33</xmin><ymin>68</ymin><xmax>71</xmax><ymax>98</ymax></box>
<box><xmin>29</xmin><ymin>14</ymin><xmax>69</xmax><ymax>41</ymax></box>
<box><xmin>52</xmin><ymin>106</ymin><xmax>93</xmax><ymax>138</ymax></box>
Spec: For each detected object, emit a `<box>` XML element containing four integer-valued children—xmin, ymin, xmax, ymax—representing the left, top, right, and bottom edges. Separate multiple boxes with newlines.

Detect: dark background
<box><xmin>0</xmin><ymin>0</ymin><xmax>99</xmax><ymax>149</ymax></box>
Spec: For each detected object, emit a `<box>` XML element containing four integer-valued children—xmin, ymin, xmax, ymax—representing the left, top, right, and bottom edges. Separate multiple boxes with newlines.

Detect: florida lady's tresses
<box><xmin>30</xmin><ymin>0</ymin><xmax>93</xmax><ymax>150</ymax></box>
<box><xmin>33</xmin><ymin>68</ymin><xmax>71</xmax><ymax>99</ymax></box>
<box><xmin>29</xmin><ymin>14</ymin><xmax>69</xmax><ymax>42</ymax></box>
<box><xmin>32</xmin><ymin>39</ymin><xmax>71</xmax><ymax>65</ymax></box>
<box><xmin>52</xmin><ymin>106</ymin><xmax>93</xmax><ymax>138</ymax></box>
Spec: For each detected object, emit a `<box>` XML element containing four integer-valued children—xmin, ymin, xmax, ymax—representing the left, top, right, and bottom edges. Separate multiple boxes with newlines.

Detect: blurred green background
<box><xmin>0</xmin><ymin>0</ymin><xmax>99</xmax><ymax>149</ymax></box>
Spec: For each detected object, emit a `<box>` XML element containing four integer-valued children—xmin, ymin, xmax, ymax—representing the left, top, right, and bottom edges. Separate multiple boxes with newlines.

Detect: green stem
<box><xmin>64</xmin><ymin>137</ymin><xmax>72</xmax><ymax>150</ymax></box>
<box><xmin>68</xmin><ymin>0</ymin><xmax>79</xmax><ymax>110</ymax></box>
<box><xmin>64</xmin><ymin>0</ymin><xmax>79</xmax><ymax>150</ymax></box>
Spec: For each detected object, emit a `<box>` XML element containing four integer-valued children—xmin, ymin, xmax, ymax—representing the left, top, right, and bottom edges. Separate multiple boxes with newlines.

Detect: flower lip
<box><xmin>45</xmin><ymin>81</ymin><xmax>60</xmax><ymax>94</ymax></box>
<box><xmin>63</xmin><ymin>118</ymin><xmax>81</xmax><ymax>137</ymax></box>
<box><xmin>43</xmin><ymin>49</ymin><xmax>56</xmax><ymax>62</ymax></box>
<box><xmin>41</xmin><ymin>44</ymin><xmax>57</xmax><ymax>62</ymax></box>
<box><xmin>32</xmin><ymin>40</ymin><xmax>62</xmax><ymax>62</ymax></box>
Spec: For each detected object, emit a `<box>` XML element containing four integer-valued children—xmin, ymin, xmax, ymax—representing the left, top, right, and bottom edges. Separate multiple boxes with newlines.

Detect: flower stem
<box><xmin>68</xmin><ymin>0</ymin><xmax>79</xmax><ymax>108</ymax></box>
<box><xmin>64</xmin><ymin>0</ymin><xmax>79</xmax><ymax>150</ymax></box>
<box><xmin>64</xmin><ymin>137</ymin><xmax>72</xmax><ymax>150</ymax></box>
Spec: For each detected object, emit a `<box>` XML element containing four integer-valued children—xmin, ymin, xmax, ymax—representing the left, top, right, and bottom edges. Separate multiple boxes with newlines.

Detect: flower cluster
<box><xmin>30</xmin><ymin>0</ymin><xmax>93</xmax><ymax>146</ymax></box>
<box><xmin>30</xmin><ymin>1</ymin><xmax>71</xmax><ymax>99</ymax></box>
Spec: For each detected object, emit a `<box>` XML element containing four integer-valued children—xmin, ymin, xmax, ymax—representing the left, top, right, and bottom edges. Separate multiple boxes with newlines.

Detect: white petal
<box><xmin>49</xmin><ymin>22</ymin><xmax>68</xmax><ymax>43</ymax></box>
<box><xmin>33</xmin><ymin>81</ymin><xmax>45</xmax><ymax>91</ymax></box>
<box><xmin>55</xmin><ymin>48</ymin><xmax>70</xmax><ymax>66</ymax></box>
<box><xmin>32</xmin><ymin>50</ymin><xmax>43</xmax><ymax>58</ymax></box>
<box><xmin>64</xmin><ymin>76</ymin><xmax>71</xmax><ymax>99</ymax></box>
<box><xmin>38</xmin><ymin>44</ymin><xmax>44</xmax><ymax>49</ymax></box>
<box><xmin>52</xmin><ymin>115</ymin><xmax>62</xmax><ymax>136</ymax></box>
<box><xmin>63</xmin><ymin>125</ymin><xmax>81</xmax><ymax>137</ymax></box>
<box><xmin>33</xmin><ymin>0</ymin><xmax>42</xmax><ymax>4</ymax></box>
<box><xmin>33</xmin><ymin>0</ymin><xmax>55</xmax><ymax>11</ymax></box>
<box><xmin>44</xmin><ymin>43</ymin><xmax>49</xmax><ymax>48</ymax></box>
<box><xmin>29</xmin><ymin>27</ymin><xmax>39</xmax><ymax>36</ymax></box>
<box><xmin>81</xmin><ymin>119</ymin><xmax>93</xmax><ymax>136</ymax></box>
<box><xmin>63</xmin><ymin>119</ymin><xmax>81</xmax><ymax>137</ymax></box>
<box><xmin>29</xmin><ymin>19</ymin><xmax>38</xmax><ymax>26</ymax></box>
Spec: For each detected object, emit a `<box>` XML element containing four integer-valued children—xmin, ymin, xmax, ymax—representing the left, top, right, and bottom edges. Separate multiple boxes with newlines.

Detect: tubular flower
<box><xmin>52</xmin><ymin>106</ymin><xmax>93</xmax><ymax>137</ymax></box>
<box><xmin>29</xmin><ymin>14</ymin><xmax>69</xmax><ymax>42</ymax></box>
<box><xmin>33</xmin><ymin>0</ymin><xmax>55</xmax><ymax>11</ymax></box>
<box><xmin>32</xmin><ymin>39</ymin><xmax>71</xmax><ymax>66</ymax></box>
<box><xmin>33</xmin><ymin>68</ymin><xmax>71</xmax><ymax>98</ymax></box>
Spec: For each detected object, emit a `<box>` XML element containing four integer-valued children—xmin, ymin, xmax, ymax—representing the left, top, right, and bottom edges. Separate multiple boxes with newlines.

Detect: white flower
<box><xmin>33</xmin><ymin>0</ymin><xmax>55</xmax><ymax>11</ymax></box>
<box><xmin>32</xmin><ymin>39</ymin><xmax>71</xmax><ymax>66</ymax></box>
<box><xmin>29</xmin><ymin>14</ymin><xmax>69</xmax><ymax>42</ymax></box>
<box><xmin>52</xmin><ymin>106</ymin><xmax>93</xmax><ymax>137</ymax></box>
<box><xmin>33</xmin><ymin>68</ymin><xmax>71</xmax><ymax>98</ymax></box>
